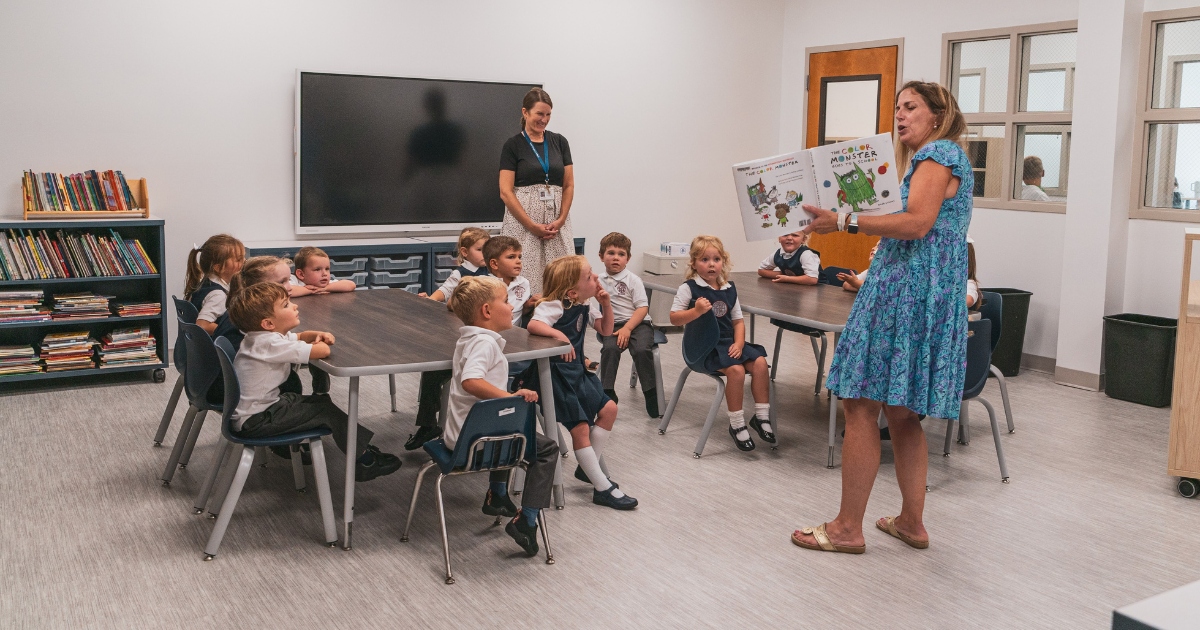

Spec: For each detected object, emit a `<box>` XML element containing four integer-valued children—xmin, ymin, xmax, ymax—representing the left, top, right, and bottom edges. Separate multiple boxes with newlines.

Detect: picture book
<box><xmin>732</xmin><ymin>133</ymin><xmax>903</xmax><ymax>242</ymax></box>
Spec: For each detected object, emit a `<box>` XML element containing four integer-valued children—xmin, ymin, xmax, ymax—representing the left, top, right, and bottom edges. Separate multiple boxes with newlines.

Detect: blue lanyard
<box><xmin>523</xmin><ymin>131</ymin><xmax>551</xmax><ymax>184</ymax></box>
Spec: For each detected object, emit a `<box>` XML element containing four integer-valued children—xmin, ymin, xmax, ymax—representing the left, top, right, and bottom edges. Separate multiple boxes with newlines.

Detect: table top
<box><xmin>293</xmin><ymin>288</ymin><xmax>569</xmax><ymax>377</ymax></box>
<box><xmin>643</xmin><ymin>271</ymin><xmax>857</xmax><ymax>332</ymax></box>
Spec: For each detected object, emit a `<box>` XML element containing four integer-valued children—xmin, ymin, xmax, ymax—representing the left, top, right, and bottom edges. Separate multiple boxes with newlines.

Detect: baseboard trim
<box><xmin>1054</xmin><ymin>365</ymin><xmax>1104</xmax><ymax>391</ymax></box>
<box><xmin>1020</xmin><ymin>353</ymin><xmax>1056</xmax><ymax>374</ymax></box>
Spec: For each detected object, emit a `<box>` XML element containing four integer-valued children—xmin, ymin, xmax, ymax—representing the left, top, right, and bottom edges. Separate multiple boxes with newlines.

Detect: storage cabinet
<box><xmin>1169</xmin><ymin>228</ymin><xmax>1200</xmax><ymax>496</ymax></box>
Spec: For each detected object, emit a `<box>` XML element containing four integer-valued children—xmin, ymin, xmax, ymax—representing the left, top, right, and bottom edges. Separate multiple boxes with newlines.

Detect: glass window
<box><xmin>1015</xmin><ymin>124</ymin><xmax>1071</xmax><ymax>202</ymax></box>
<box><xmin>950</xmin><ymin>38</ymin><xmax>1010</xmax><ymax>113</ymax></box>
<box><xmin>1020</xmin><ymin>32</ymin><xmax>1076</xmax><ymax>112</ymax></box>
<box><xmin>964</xmin><ymin>125</ymin><xmax>1005</xmax><ymax>198</ymax></box>
<box><xmin>1145</xmin><ymin>122</ymin><xmax>1200</xmax><ymax>208</ymax></box>
<box><xmin>1152</xmin><ymin>19</ymin><xmax>1200</xmax><ymax>109</ymax></box>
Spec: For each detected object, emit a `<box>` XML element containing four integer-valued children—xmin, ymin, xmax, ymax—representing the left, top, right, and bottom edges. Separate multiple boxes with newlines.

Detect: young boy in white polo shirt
<box><xmin>596</xmin><ymin>232</ymin><xmax>660</xmax><ymax>417</ymax></box>
<box><xmin>228</xmin><ymin>282</ymin><xmax>401</xmax><ymax>481</ymax></box>
<box><xmin>481</xmin><ymin>235</ymin><xmax>535</xmax><ymax>327</ymax></box>
<box><xmin>446</xmin><ymin>275</ymin><xmax>558</xmax><ymax>556</ymax></box>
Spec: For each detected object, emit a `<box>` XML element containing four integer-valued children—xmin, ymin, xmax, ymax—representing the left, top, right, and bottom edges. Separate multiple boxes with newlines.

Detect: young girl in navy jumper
<box><xmin>758</xmin><ymin>231</ymin><xmax>821</xmax><ymax>285</ymax></box>
<box><xmin>670</xmin><ymin>235</ymin><xmax>774</xmax><ymax>452</ymax></box>
<box><xmin>184</xmin><ymin>234</ymin><xmax>245</xmax><ymax>335</ymax></box>
<box><xmin>525</xmin><ymin>255</ymin><xmax>638</xmax><ymax>510</ymax></box>
<box><xmin>424</xmin><ymin>227</ymin><xmax>491</xmax><ymax>303</ymax></box>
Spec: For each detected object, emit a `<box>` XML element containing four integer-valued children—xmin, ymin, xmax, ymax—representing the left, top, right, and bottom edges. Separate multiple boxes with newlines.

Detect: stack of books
<box><xmin>0</xmin><ymin>290</ymin><xmax>50</xmax><ymax>324</ymax></box>
<box><xmin>0</xmin><ymin>228</ymin><xmax>157</xmax><ymax>281</ymax></box>
<box><xmin>40</xmin><ymin>331</ymin><xmax>96</xmax><ymax>371</ymax></box>
<box><xmin>0</xmin><ymin>344</ymin><xmax>41</xmax><ymax>376</ymax></box>
<box><xmin>50</xmin><ymin>292</ymin><xmax>112</xmax><ymax>320</ymax></box>
<box><xmin>98</xmin><ymin>326</ymin><xmax>158</xmax><ymax>368</ymax></box>
<box><xmin>114</xmin><ymin>301</ymin><xmax>161</xmax><ymax>317</ymax></box>
<box><xmin>21</xmin><ymin>170</ymin><xmax>140</xmax><ymax>213</ymax></box>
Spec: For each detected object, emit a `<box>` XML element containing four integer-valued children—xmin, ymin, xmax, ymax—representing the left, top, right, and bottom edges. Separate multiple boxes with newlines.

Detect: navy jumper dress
<box><xmin>521</xmin><ymin>301</ymin><xmax>611</xmax><ymax>430</ymax></box>
<box><xmin>188</xmin><ymin>278</ymin><xmax>227</xmax><ymax>314</ymax></box>
<box><xmin>685</xmin><ymin>279</ymin><xmax>768</xmax><ymax>373</ymax></box>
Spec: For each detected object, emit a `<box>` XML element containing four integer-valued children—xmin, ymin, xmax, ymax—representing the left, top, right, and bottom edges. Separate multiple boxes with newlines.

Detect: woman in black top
<box><xmin>499</xmin><ymin>87</ymin><xmax>575</xmax><ymax>295</ymax></box>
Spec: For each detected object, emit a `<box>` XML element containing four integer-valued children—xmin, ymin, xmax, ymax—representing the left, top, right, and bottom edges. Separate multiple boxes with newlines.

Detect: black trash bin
<box><xmin>981</xmin><ymin>288</ymin><xmax>1032</xmax><ymax>377</ymax></box>
<box><xmin>1103</xmin><ymin>314</ymin><xmax>1177</xmax><ymax>407</ymax></box>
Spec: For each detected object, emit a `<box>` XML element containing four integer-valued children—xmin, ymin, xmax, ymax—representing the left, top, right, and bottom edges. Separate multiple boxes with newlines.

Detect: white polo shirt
<box><xmin>437</xmin><ymin>261</ymin><xmax>481</xmax><ymax>299</ymax></box>
<box><xmin>598</xmin><ymin>268</ymin><xmax>650</xmax><ymax>324</ymax></box>
<box><xmin>503</xmin><ymin>275</ymin><xmax>532</xmax><ymax>326</ymax></box>
<box><xmin>445</xmin><ymin>326</ymin><xmax>509</xmax><ymax>449</ymax></box>
<box><xmin>758</xmin><ymin>248</ymin><xmax>820</xmax><ymax>278</ymax></box>
<box><xmin>196</xmin><ymin>275</ymin><xmax>230</xmax><ymax>323</ymax></box>
<box><xmin>232</xmin><ymin>331</ymin><xmax>313</xmax><ymax>427</ymax></box>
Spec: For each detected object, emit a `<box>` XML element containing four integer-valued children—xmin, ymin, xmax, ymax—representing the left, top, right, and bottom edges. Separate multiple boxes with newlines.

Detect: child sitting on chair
<box><xmin>758</xmin><ymin>231</ymin><xmax>821</xmax><ymax>285</ymax></box>
<box><xmin>671</xmin><ymin>235</ymin><xmax>773</xmax><ymax>452</ymax></box>
<box><xmin>482</xmin><ymin>235</ymin><xmax>536</xmax><ymax>327</ymax></box>
<box><xmin>444</xmin><ymin>276</ymin><xmax>558</xmax><ymax>556</ymax></box>
<box><xmin>595</xmin><ymin>231</ymin><xmax>660</xmax><ymax>418</ymax></box>
<box><xmin>289</xmin><ymin>247</ymin><xmax>358</xmax><ymax>296</ymax></box>
<box><xmin>227</xmin><ymin>282</ymin><xmax>400</xmax><ymax>481</ymax></box>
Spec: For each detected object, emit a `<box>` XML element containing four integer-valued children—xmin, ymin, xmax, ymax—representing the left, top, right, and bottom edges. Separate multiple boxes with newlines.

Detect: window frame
<box><xmin>1130</xmin><ymin>8</ymin><xmax>1200</xmax><ymax>222</ymax></box>
<box><xmin>941</xmin><ymin>20</ymin><xmax>1077</xmax><ymax>214</ymax></box>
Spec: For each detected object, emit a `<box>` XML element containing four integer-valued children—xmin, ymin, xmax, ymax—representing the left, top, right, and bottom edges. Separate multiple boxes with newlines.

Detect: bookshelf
<box><xmin>0</xmin><ymin>217</ymin><xmax>168</xmax><ymax>386</ymax></box>
<box><xmin>23</xmin><ymin>176</ymin><xmax>150</xmax><ymax>220</ymax></box>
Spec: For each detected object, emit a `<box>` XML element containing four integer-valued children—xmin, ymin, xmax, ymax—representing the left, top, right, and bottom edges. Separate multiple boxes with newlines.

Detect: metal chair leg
<box><xmin>629</xmin><ymin>369</ymin><xmax>638</xmax><ymax>388</ymax></box>
<box><xmin>978</xmin><ymin>397</ymin><xmax>1010</xmax><ymax>483</ymax></box>
<box><xmin>206</xmin><ymin>442</ymin><xmax>242</xmax><ymax>518</ymax></box>
<box><xmin>178</xmin><ymin>410</ymin><xmax>208</xmax><ymax>468</ymax></box>
<box><xmin>389</xmin><ymin>374</ymin><xmax>398</xmax><ymax>412</ymax></box>
<box><xmin>990</xmin><ymin>365</ymin><xmax>1015</xmax><ymax>433</ymax></box>
<box><xmin>154</xmin><ymin>374</ymin><xmax>185</xmax><ymax>446</ymax></box>
<box><xmin>400</xmin><ymin>461</ymin><xmax>436</xmax><ymax>542</ymax></box>
<box><xmin>434</xmin><ymin>474</ymin><xmax>455</xmax><ymax>584</ymax></box>
<box><xmin>958</xmin><ymin>402</ymin><xmax>971</xmax><ymax>445</ymax></box>
<box><xmin>692</xmin><ymin>375</ymin><xmax>726</xmax><ymax>458</ymax></box>
<box><xmin>161</xmin><ymin>405</ymin><xmax>199</xmax><ymax>485</ymax></box>
<box><xmin>557</xmin><ymin>424</ymin><xmax>570</xmax><ymax>457</ymax></box>
<box><xmin>814</xmin><ymin>334</ymin><xmax>828</xmax><ymax>396</ymax></box>
<box><xmin>770</xmin><ymin>328</ymin><xmax>783</xmax><ymax>381</ymax></box>
<box><xmin>944</xmin><ymin>416</ymin><xmax>955</xmax><ymax>456</ymax></box>
<box><xmin>658</xmin><ymin>367</ymin><xmax>692</xmax><ymax>434</ymax></box>
<box><xmin>768</xmin><ymin>379</ymin><xmax>778</xmax><ymax>450</ymax></box>
<box><xmin>203</xmin><ymin>445</ymin><xmax>254</xmax><ymax>560</ymax></box>
<box><xmin>307</xmin><ymin>439</ymin><xmax>338</xmax><ymax>545</ymax></box>
<box><xmin>194</xmin><ymin>439</ymin><xmax>232</xmax><ymax>514</ymax></box>
<box><xmin>290</xmin><ymin>444</ymin><xmax>307</xmax><ymax>492</ymax></box>
<box><xmin>538</xmin><ymin>509</ymin><xmax>555</xmax><ymax>565</ymax></box>
<box><xmin>652</xmin><ymin>345</ymin><xmax>666</xmax><ymax>413</ymax></box>
<box><xmin>510</xmin><ymin>466</ymin><xmax>526</xmax><ymax>495</ymax></box>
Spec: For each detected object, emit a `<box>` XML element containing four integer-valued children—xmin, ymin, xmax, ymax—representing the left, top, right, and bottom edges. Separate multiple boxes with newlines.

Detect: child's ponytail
<box><xmin>183</xmin><ymin>247</ymin><xmax>204</xmax><ymax>299</ymax></box>
<box><xmin>183</xmin><ymin>234</ymin><xmax>246</xmax><ymax>299</ymax></box>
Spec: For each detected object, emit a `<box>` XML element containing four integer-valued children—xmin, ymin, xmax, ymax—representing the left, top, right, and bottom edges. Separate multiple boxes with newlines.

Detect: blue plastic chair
<box><xmin>595</xmin><ymin>325</ymin><xmax>669</xmax><ymax>415</ymax></box>
<box><xmin>153</xmin><ymin>296</ymin><xmax>199</xmax><ymax>447</ymax></box>
<box><xmin>768</xmin><ymin>319</ymin><xmax>828</xmax><ymax>396</ymax></box>
<box><xmin>943</xmin><ymin>319</ymin><xmax>1010</xmax><ymax>483</ymax></box>
<box><xmin>400</xmin><ymin>396</ymin><xmax>553</xmax><ymax>584</ymax></box>
<box><xmin>658</xmin><ymin>312</ymin><xmax>776</xmax><ymax>458</ymax></box>
<box><xmin>202</xmin><ymin>337</ymin><xmax>337</xmax><ymax>560</ymax></box>
<box><xmin>160</xmin><ymin>321</ymin><xmax>224</xmax><ymax>485</ymax></box>
<box><xmin>978</xmin><ymin>291</ymin><xmax>1015</xmax><ymax>433</ymax></box>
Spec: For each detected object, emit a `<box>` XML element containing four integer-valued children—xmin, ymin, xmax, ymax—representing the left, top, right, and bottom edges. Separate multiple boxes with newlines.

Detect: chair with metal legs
<box><xmin>978</xmin><ymin>291</ymin><xmax>1015</xmax><ymax>433</ymax></box>
<box><xmin>200</xmin><ymin>337</ymin><xmax>337</xmax><ymax>559</ymax></box>
<box><xmin>160</xmin><ymin>322</ymin><xmax>227</xmax><ymax>486</ymax></box>
<box><xmin>400</xmin><ymin>396</ymin><xmax>554</xmax><ymax>584</ymax></box>
<box><xmin>153</xmin><ymin>297</ymin><xmax>199</xmax><ymax>447</ymax></box>
<box><xmin>768</xmin><ymin>320</ymin><xmax>827</xmax><ymax>396</ymax></box>
<box><xmin>596</xmin><ymin>326</ymin><xmax>668</xmax><ymax>416</ymax></box>
<box><xmin>943</xmin><ymin>318</ymin><xmax>1010</xmax><ymax>483</ymax></box>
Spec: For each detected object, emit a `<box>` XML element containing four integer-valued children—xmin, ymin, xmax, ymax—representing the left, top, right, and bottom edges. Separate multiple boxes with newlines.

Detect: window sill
<box><xmin>1130</xmin><ymin>208</ymin><xmax>1200</xmax><ymax>223</ymax></box>
<box><xmin>972</xmin><ymin>199</ymin><xmax>1067</xmax><ymax>214</ymax></box>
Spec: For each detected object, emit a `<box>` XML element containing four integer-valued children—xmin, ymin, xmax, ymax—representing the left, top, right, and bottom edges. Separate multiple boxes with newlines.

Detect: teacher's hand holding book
<box><xmin>801</xmin><ymin>205</ymin><xmax>840</xmax><ymax>234</ymax></box>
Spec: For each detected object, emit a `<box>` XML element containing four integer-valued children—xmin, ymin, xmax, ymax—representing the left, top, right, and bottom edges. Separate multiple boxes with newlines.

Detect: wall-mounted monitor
<box><xmin>295</xmin><ymin>71</ymin><xmax>538</xmax><ymax>235</ymax></box>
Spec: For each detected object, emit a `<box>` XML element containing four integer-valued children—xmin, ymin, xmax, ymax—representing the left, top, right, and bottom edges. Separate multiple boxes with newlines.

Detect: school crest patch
<box><xmin>513</xmin><ymin>285</ymin><xmax>525</xmax><ymax>300</ymax></box>
<box><xmin>712</xmin><ymin>300</ymin><xmax>728</xmax><ymax>318</ymax></box>
<box><xmin>616</xmin><ymin>282</ymin><xmax>628</xmax><ymax>296</ymax></box>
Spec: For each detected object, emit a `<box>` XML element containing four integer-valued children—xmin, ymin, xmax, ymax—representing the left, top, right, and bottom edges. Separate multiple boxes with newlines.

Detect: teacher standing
<box><xmin>791</xmin><ymin>81</ymin><xmax>971</xmax><ymax>554</ymax></box>
<box><xmin>499</xmin><ymin>87</ymin><xmax>575</xmax><ymax>295</ymax></box>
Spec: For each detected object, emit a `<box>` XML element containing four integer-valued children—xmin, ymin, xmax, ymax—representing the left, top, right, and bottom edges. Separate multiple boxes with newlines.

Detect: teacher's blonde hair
<box><xmin>894</xmin><ymin>81</ymin><xmax>967</xmax><ymax>168</ymax></box>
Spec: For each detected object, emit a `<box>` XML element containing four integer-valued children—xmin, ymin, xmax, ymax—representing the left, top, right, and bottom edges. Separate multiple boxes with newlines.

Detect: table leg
<box><xmin>536</xmin><ymin>357</ymin><xmax>565</xmax><ymax>509</ymax></box>
<box><xmin>749</xmin><ymin>313</ymin><xmax>756</xmax><ymax>344</ymax></box>
<box><xmin>342</xmin><ymin>376</ymin><xmax>359</xmax><ymax>550</ymax></box>
<box><xmin>826</xmin><ymin>332</ymin><xmax>840</xmax><ymax>469</ymax></box>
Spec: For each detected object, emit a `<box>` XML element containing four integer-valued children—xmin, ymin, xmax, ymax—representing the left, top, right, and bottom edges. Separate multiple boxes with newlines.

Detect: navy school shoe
<box><xmin>482</xmin><ymin>489</ymin><xmax>518</xmax><ymax>517</ymax></box>
<box><xmin>729</xmin><ymin>426</ymin><xmax>755</xmax><ymax>451</ymax></box>
<box><xmin>593</xmin><ymin>486</ymin><xmax>638</xmax><ymax>510</ymax></box>
<box><xmin>404</xmin><ymin>425</ymin><xmax>443</xmax><ymax>451</ymax></box>
<box><xmin>354</xmin><ymin>445</ymin><xmax>401</xmax><ymax>482</ymax></box>
<box><xmin>604</xmin><ymin>388</ymin><xmax>619</xmax><ymax>403</ymax></box>
<box><xmin>505</xmin><ymin>516</ymin><xmax>539</xmax><ymax>556</ymax></box>
<box><xmin>749</xmin><ymin>415</ymin><xmax>776</xmax><ymax>444</ymax></box>
<box><xmin>644</xmin><ymin>388</ymin><xmax>660</xmax><ymax>418</ymax></box>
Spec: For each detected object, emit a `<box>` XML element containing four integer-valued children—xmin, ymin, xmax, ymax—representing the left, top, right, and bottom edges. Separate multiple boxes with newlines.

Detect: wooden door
<box><xmin>805</xmin><ymin>44</ymin><xmax>898</xmax><ymax>272</ymax></box>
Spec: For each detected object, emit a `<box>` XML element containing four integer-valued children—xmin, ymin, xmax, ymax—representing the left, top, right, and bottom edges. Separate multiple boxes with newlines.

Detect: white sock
<box><xmin>729</xmin><ymin>409</ymin><xmax>750</xmax><ymax>442</ymax></box>
<box><xmin>576</xmin><ymin>446</ymin><xmax>625</xmax><ymax>498</ymax></box>
<box><xmin>589</xmin><ymin>425</ymin><xmax>612</xmax><ymax>476</ymax></box>
<box><xmin>754</xmin><ymin>403</ymin><xmax>772</xmax><ymax>432</ymax></box>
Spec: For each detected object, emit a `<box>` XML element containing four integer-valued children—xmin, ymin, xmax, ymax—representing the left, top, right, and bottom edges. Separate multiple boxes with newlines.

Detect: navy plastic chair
<box><xmin>943</xmin><ymin>319</ymin><xmax>1010</xmax><ymax>483</ymax></box>
<box><xmin>160</xmin><ymin>321</ymin><xmax>224</xmax><ymax>485</ymax></box>
<box><xmin>658</xmin><ymin>312</ymin><xmax>776</xmax><ymax>458</ymax></box>
<box><xmin>768</xmin><ymin>319</ymin><xmax>828</xmax><ymax>396</ymax></box>
<box><xmin>153</xmin><ymin>297</ymin><xmax>199</xmax><ymax>447</ymax></box>
<box><xmin>978</xmin><ymin>290</ymin><xmax>1015</xmax><ymax>433</ymax></box>
<box><xmin>199</xmin><ymin>337</ymin><xmax>336</xmax><ymax>559</ymax></box>
<box><xmin>595</xmin><ymin>325</ymin><xmax>668</xmax><ymax>416</ymax></box>
<box><xmin>400</xmin><ymin>396</ymin><xmax>553</xmax><ymax>584</ymax></box>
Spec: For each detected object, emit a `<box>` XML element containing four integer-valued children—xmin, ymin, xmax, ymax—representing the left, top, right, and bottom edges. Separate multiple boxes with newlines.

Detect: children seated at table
<box><xmin>595</xmin><ymin>231</ymin><xmax>659</xmax><ymax>418</ymax></box>
<box><xmin>444</xmin><ymin>276</ymin><xmax>558</xmax><ymax>555</ymax></box>
<box><xmin>522</xmin><ymin>255</ymin><xmax>638</xmax><ymax>510</ymax></box>
<box><xmin>424</xmin><ymin>227</ymin><xmax>491</xmax><ymax>302</ymax></box>
<box><xmin>758</xmin><ymin>231</ymin><xmax>821</xmax><ymax>285</ymax></box>
<box><xmin>212</xmin><ymin>255</ymin><xmax>294</xmax><ymax>354</ymax></box>
<box><xmin>289</xmin><ymin>247</ymin><xmax>358</xmax><ymax>295</ymax></box>
<box><xmin>482</xmin><ymin>235</ymin><xmax>534</xmax><ymax>326</ymax></box>
<box><xmin>670</xmin><ymin>235</ymin><xmax>773</xmax><ymax>452</ymax></box>
<box><xmin>185</xmin><ymin>234</ymin><xmax>245</xmax><ymax>335</ymax></box>
<box><xmin>838</xmin><ymin>243</ymin><xmax>878</xmax><ymax>293</ymax></box>
<box><xmin>227</xmin><ymin>282</ymin><xmax>400</xmax><ymax>481</ymax></box>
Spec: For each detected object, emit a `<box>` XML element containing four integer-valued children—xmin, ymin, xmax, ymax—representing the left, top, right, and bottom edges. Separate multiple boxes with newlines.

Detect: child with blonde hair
<box><xmin>289</xmin><ymin>247</ymin><xmax>358</xmax><ymax>295</ymax></box>
<box><xmin>184</xmin><ymin>234</ymin><xmax>245</xmax><ymax>334</ymax></box>
<box><xmin>670</xmin><ymin>236</ymin><xmax>773</xmax><ymax>452</ymax></box>
<box><xmin>425</xmin><ymin>227</ymin><xmax>491</xmax><ymax>302</ymax></box>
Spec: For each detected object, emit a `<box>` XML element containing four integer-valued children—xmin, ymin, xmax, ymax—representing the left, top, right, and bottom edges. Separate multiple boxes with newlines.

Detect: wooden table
<box><xmin>642</xmin><ymin>272</ymin><xmax>858</xmax><ymax>467</ymax></box>
<box><xmin>294</xmin><ymin>288</ymin><xmax>571</xmax><ymax>549</ymax></box>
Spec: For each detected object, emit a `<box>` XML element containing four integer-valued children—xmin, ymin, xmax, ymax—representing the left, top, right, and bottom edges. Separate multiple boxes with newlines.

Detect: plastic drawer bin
<box><xmin>435</xmin><ymin>268</ymin><xmax>454</xmax><ymax>282</ymax></box>
<box><xmin>369</xmin><ymin>255</ymin><xmax>423</xmax><ymax>271</ymax></box>
<box><xmin>369</xmin><ymin>284</ymin><xmax>422</xmax><ymax>293</ymax></box>
<box><xmin>332</xmin><ymin>271</ymin><xmax>368</xmax><ymax>287</ymax></box>
<box><xmin>329</xmin><ymin>257</ymin><xmax>368</xmax><ymax>273</ymax></box>
<box><xmin>1103</xmin><ymin>313</ymin><xmax>1177</xmax><ymax>407</ymax></box>
<box><xmin>435</xmin><ymin>253</ymin><xmax>457</xmax><ymax>268</ymax></box>
<box><xmin>369</xmin><ymin>269</ymin><xmax>421</xmax><ymax>286</ymax></box>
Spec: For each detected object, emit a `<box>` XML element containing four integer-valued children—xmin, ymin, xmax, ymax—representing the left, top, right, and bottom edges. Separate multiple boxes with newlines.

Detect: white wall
<box><xmin>0</xmin><ymin>0</ymin><xmax>785</xmax><ymax>315</ymax></box>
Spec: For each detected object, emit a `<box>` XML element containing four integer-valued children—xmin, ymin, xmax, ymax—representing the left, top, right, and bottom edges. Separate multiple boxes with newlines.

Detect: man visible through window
<box><xmin>1019</xmin><ymin>155</ymin><xmax>1051</xmax><ymax>201</ymax></box>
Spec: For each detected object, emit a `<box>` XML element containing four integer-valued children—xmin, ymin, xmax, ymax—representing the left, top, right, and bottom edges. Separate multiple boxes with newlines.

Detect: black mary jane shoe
<box><xmin>574</xmin><ymin>465</ymin><xmax>618</xmax><ymax>489</ymax></box>
<box><xmin>729</xmin><ymin>426</ymin><xmax>756</xmax><ymax>451</ymax></box>
<box><xmin>748</xmin><ymin>415</ymin><xmax>776</xmax><ymax>444</ymax></box>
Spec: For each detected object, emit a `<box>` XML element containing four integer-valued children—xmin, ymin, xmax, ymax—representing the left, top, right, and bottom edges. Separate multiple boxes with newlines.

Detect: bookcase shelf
<box><xmin>0</xmin><ymin>217</ymin><xmax>167</xmax><ymax>387</ymax></box>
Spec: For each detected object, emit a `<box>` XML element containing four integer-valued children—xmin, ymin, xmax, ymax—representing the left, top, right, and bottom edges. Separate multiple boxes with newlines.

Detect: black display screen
<box><xmin>299</xmin><ymin>72</ymin><xmax>537</xmax><ymax>228</ymax></box>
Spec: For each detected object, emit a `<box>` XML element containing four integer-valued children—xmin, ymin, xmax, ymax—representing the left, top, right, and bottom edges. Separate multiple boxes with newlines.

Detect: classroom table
<box><xmin>294</xmin><ymin>288</ymin><xmax>571</xmax><ymax>550</ymax></box>
<box><xmin>642</xmin><ymin>271</ymin><xmax>857</xmax><ymax>467</ymax></box>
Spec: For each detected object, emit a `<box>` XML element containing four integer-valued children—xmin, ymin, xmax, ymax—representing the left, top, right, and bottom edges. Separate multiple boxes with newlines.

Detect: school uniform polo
<box><xmin>195</xmin><ymin>275</ymin><xmax>230</xmax><ymax>323</ymax></box>
<box><xmin>232</xmin><ymin>331</ymin><xmax>312</xmax><ymax>427</ymax></box>
<box><xmin>759</xmin><ymin>247</ymin><xmax>820</xmax><ymax>279</ymax></box>
<box><xmin>597</xmin><ymin>268</ymin><xmax>656</xmax><ymax>392</ymax></box>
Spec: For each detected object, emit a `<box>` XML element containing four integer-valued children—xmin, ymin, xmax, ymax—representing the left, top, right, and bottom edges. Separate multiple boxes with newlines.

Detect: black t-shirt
<box><xmin>499</xmin><ymin>131</ymin><xmax>573</xmax><ymax>187</ymax></box>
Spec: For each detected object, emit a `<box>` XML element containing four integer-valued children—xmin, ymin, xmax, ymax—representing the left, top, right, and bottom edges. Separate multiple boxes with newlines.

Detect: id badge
<box><xmin>539</xmin><ymin>186</ymin><xmax>553</xmax><ymax>202</ymax></box>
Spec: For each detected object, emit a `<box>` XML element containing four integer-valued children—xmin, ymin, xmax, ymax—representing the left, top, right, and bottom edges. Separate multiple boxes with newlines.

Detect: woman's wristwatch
<box><xmin>848</xmin><ymin>214</ymin><xmax>860</xmax><ymax>234</ymax></box>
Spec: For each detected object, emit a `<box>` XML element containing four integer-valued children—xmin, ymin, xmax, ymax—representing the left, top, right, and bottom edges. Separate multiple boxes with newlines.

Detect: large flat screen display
<box><xmin>296</xmin><ymin>72</ymin><xmax>538</xmax><ymax>234</ymax></box>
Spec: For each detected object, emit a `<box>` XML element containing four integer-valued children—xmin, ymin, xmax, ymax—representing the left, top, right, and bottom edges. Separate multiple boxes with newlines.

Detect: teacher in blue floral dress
<box><xmin>791</xmin><ymin>81</ymin><xmax>971</xmax><ymax>554</ymax></box>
